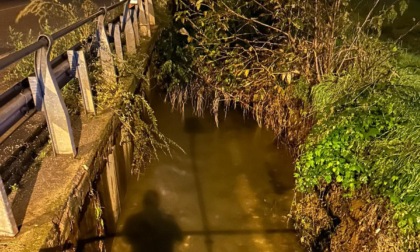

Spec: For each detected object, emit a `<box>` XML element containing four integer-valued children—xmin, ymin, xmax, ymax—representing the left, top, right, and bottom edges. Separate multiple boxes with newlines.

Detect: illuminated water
<box><xmin>108</xmin><ymin>91</ymin><xmax>303</xmax><ymax>252</ymax></box>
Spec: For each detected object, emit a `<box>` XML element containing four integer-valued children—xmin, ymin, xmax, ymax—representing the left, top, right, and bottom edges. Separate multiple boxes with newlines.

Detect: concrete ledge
<box><xmin>0</xmin><ymin>113</ymin><xmax>48</xmax><ymax>192</ymax></box>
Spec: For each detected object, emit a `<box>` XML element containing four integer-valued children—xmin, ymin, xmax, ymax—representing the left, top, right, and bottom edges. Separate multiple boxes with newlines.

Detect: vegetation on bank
<box><xmin>154</xmin><ymin>0</ymin><xmax>420</xmax><ymax>250</ymax></box>
<box><xmin>296</xmin><ymin>51</ymin><xmax>420</xmax><ymax>231</ymax></box>
<box><xmin>294</xmin><ymin>51</ymin><xmax>420</xmax><ymax>250</ymax></box>
<box><xmin>94</xmin><ymin>54</ymin><xmax>177</xmax><ymax>176</ymax></box>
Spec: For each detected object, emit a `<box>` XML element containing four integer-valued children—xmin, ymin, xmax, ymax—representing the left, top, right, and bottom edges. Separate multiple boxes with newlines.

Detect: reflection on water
<box><xmin>109</xmin><ymin>91</ymin><xmax>302</xmax><ymax>252</ymax></box>
<box><xmin>123</xmin><ymin>190</ymin><xmax>183</xmax><ymax>252</ymax></box>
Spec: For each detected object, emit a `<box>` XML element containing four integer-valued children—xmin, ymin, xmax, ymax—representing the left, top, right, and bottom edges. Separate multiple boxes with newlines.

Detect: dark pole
<box><xmin>188</xmin><ymin>128</ymin><xmax>213</xmax><ymax>252</ymax></box>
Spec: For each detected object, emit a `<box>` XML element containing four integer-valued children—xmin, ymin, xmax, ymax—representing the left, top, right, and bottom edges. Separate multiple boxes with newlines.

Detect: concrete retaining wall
<box><xmin>0</xmin><ymin>28</ymin><xmax>160</xmax><ymax>250</ymax></box>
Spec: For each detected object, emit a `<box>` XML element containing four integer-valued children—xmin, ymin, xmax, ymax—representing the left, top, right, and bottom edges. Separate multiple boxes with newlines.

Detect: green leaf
<box><xmin>325</xmin><ymin>174</ymin><xmax>332</xmax><ymax>183</ymax></box>
<box><xmin>399</xmin><ymin>0</ymin><xmax>408</xmax><ymax>15</ymax></box>
<box><xmin>196</xmin><ymin>0</ymin><xmax>203</xmax><ymax>10</ymax></box>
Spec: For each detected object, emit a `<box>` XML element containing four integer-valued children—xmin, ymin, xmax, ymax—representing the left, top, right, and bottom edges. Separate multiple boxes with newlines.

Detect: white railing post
<box><xmin>132</xmin><ymin>5</ymin><xmax>141</xmax><ymax>45</ymax></box>
<box><xmin>97</xmin><ymin>7</ymin><xmax>117</xmax><ymax>82</ymax></box>
<box><xmin>139</xmin><ymin>0</ymin><xmax>151</xmax><ymax>37</ymax></box>
<box><xmin>113</xmin><ymin>22</ymin><xmax>124</xmax><ymax>62</ymax></box>
<box><xmin>144</xmin><ymin>0</ymin><xmax>155</xmax><ymax>26</ymax></box>
<box><xmin>122</xmin><ymin>2</ymin><xmax>137</xmax><ymax>54</ymax></box>
<box><xmin>67</xmin><ymin>50</ymin><xmax>96</xmax><ymax>115</ymax></box>
<box><xmin>0</xmin><ymin>176</ymin><xmax>18</xmax><ymax>237</ymax></box>
<box><xmin>28</xmin><ymin>35</ymin><xmax>77</xmax><ymax>156</ymax></box>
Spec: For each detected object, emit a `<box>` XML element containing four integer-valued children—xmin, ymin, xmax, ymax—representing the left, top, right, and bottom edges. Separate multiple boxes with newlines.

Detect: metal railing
<box><xmin>0</xmin><ymin>0</ymin><xmax>156</xmax><ymax>237</ymax></box>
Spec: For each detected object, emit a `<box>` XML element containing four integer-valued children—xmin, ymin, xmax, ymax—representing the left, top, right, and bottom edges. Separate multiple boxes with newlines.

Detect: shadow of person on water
<box><xmin>123</xmin><ymin>190</ymin><xmax>183</xmax><ymax>252</ymax></box>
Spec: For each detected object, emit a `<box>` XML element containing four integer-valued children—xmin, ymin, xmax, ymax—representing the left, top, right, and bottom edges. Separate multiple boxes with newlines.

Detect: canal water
<box><xmin>107</xmin><ymin>90</ymin><xmax>303</xmax><ymax>252</ymax></box>
<box><xmin>100</xmin><ymin>3</ymin><xmax>419</xmax><ymax>251</ymax></box>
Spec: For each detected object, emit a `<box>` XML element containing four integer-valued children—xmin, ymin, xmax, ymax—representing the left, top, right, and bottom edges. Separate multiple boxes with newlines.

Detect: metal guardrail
<box><xmin>0</xmin><ymin>43</ymin><xmax>81</xmax><ymax>141</ymax></box>
<box><xmin>0</xmin><ymin>0</ymin><xmax>155</xmax><ymax>147</ymax></box>
<box><xmin>0</xmin><ymin>1</ymin><xmax>125</xmax><ymax>71</ymax></box>
<box><xmin>0</xmin><ymin>1</ymin><xmax>129</xmax><ymax>142</ymax></box>
<box><xmin>0</xmin><ymin>0</ymin><xmax>157</xmax><ymax>237</ymax></box>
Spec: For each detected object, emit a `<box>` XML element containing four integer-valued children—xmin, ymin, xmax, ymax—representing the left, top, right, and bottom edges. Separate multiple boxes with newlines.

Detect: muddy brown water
<box><xmin>106</xmin><ymin>91</ymin><xmax>303</xmax><ymax>252</ymax></box>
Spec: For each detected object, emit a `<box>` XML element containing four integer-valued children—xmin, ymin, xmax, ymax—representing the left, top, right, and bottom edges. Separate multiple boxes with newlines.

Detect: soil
<box><xmin>292</xmin><ymin>184</ymin><xmax>419</xmax><ymax>252</ymax></box>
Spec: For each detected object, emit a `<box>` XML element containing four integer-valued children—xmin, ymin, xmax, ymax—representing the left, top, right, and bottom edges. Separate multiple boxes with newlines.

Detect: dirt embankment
<box><xmin>292</xmin><ymin>184</ymin><xmax>419</xmax><ymax>252</ymax></box>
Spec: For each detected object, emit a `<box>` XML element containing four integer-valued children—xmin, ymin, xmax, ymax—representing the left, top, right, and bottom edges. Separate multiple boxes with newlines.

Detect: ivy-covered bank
<box><xmin>294</xmin><ymin>52</ymin><xmax>420</xmax><ymax>251</ymax></box>
<box><xmin>154</xmin><ymin>0</ymin><xmax>420</xmax><ymax>251</ymax></box>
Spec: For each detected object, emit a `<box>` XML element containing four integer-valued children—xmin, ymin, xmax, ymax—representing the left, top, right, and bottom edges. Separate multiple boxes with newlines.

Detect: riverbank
<box><xmin>293</xmin><ymin>185</ymin><xmax>405</xmax><ymax>251</ymax></box>
<box><xmin>154</xmin><ymin>1</ymin><xmax>420</xmax><ymax>251</ymax></box>
<box><xmin>293</xmin><ymin>26</ymin><xmax>420</xmax><ymax>252</ymax></box>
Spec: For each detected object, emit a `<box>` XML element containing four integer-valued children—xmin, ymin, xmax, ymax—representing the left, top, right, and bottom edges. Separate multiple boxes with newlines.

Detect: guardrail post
<box><xmin>144</xmin><ymin>0</ymin><xmax>155</xmax><ymax>26</ymax></box>
<box><xmin>0</xmin><ymin>176</ymin><xmax>18</xmax><ymax>237</ymax></box>
<box><xmin>113</xmin><ymin>22</ymin><xmax>124</xmax><ymax>62</ymax></box>
<box><xmin>108</xmin><ymin>23</ymin><xmax>113</xmax><ymax>37</ymax></box>
<box><xmin>132</xmin><ymin>5</ymin><xmax>141</xmax><ymax>45</ymax></box>
<box><xmin>67</xmin><ymin>50</ymin><xmax>96</xmax><ymax>115</ymax></box>
<box><xmin>97</xmin><ymin>7</ymin><xmax>117</xmax><ymax>83</ymax></box>
<box><xmin>139</xmin><ymin>0</ymin><xmax>151</xmax><ymax>37</ymax></box>
<box><xmin>122</xmin><ymin>3</ymin><xmax>137</xmax><ymax>54</ymax></box>
<box><xmin>28</xmin><ymin>35</ymin><xmax>77</xmax><ymax>156</ymax></box>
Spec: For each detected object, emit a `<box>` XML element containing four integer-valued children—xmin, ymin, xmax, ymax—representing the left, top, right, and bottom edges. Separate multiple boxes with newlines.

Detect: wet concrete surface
<box><xmin>0</xmin><ymin>0</ymin><xmax>35</xmax><ymax>56</ymax></box>
<box><xmin>0</xmin><ymin>0</ymin><xmax>116</xmax><ymax>56</ymax></box>
<box><xmin>108</xmin><ymin>91</ymin><xmax>303</xmax><ymax>252</ymax></box>
<box><xmin>0</xmin><ymin>0</ymin><xmax>114</xmax><ymax>92</ymax></box>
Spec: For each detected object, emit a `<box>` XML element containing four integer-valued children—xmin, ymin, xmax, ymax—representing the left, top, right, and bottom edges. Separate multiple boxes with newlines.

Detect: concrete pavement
<box><xmin>0</xmin><ymin>0</ymin><xmax>115</xmax><ymax>56</ymax></box>
<box><xmin>0</xmin><ymin>0</ymin><xmax>35</xmax><ymax>55</ymax></box>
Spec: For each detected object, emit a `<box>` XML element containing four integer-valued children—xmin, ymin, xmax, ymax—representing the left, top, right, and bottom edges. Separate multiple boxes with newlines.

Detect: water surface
<box><xmin>109</xmin><ymin>91</ymin><xmax>302</xmax><ymax>252</ymax></box>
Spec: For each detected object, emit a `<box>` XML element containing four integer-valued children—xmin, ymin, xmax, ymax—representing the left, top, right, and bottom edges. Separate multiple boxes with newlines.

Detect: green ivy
<box><xmin>296</xmin><ymin>53</ymin><xmax>420</xmax><ymax>235</ymax></box>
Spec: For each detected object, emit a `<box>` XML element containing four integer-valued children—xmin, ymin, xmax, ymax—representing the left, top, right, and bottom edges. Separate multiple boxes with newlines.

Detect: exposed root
<box><xmin>292</xmin><ymin>185</ymin><xmax>419</xmax><ymax>252</ymax></box>
<box><xmin>291</xmin><ymin>192</ymin><xmax>333</xmax><ymax>251</ymax></box>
